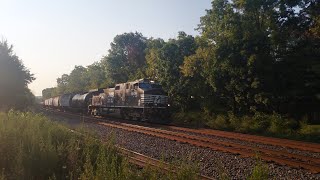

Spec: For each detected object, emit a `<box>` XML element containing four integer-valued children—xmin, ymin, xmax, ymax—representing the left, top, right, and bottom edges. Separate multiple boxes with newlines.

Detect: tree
<box><xmin>65</xmin><ymin>66</ymin><xmax>89</xmax><ymax>93</ymax></box>
<box><xmin>42</xmin><ymin>87</ymin><xmax>57</xmax><ymax>100</ymax></box>
<box><xmin>189</xmin><ymin>0</ymin><xmax>280</xmax><ymax>114</ymax></box>
<box><xmin>86</xmin><ymin>62</ymin><xmax>106</xmax><ymax>89</ymax></box>
<box><xmin>145</xmin><ymin>32</ymin><xmax>199</xmax><ymax>111</ymax></box>
<box><xmin>183</xmin><ymin>0</ymin><xmax>320</xmax><ymax>118</ymax></box>
<box><xmin>145</xmin><ymin>38</ymin><xmax>165</xmax><ymax>80</ymax></box>
<box><xmin>56</xmin><ymin>74</ymin><xmax>69</xmax><ymax>95</ymax></box>
<box><xmin>269</xmin><ymin>0</ymin><xmax>320</xmax><ymax>117</ymax></box>
<box><xmin>101</xmin><ymin>32</ymin><xmax>147</xmax><ymax>84</ymax></box>
<box><xmin>0</xmin><ymin>40</ymin><xmax>35</xmax><ymax>109</ymax></box>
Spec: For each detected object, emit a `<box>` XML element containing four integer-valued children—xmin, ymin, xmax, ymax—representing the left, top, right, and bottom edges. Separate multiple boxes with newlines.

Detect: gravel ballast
<box><xmin>44</xmin><ymin>111</ymin><xmax>320</xmax><ymax>179</ymax></box>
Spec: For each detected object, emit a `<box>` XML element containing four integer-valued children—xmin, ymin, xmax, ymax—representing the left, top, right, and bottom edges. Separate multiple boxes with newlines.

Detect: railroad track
<box><xmin>119</xmin><ymin>147</ymin><xmax>213</xmax><ymax>180</ymax></box>
<box><xmin>41</xmin><ymin>108</ymin><xmax>213</xmax><ymax>179</ymax></box>
<box><xmin>42</xmin><ymin>108</ymin><xmax>320</xmax><ymax>174</ymax></box>
<box><xmin>96</xmin><ymin>121</ymin><xmax>320</xmax><ymax>173</ymax></box>
<box><xmin>166</xmin><ymin>126</ymin><xmax>320</xmax><ymax>153</ymax></box>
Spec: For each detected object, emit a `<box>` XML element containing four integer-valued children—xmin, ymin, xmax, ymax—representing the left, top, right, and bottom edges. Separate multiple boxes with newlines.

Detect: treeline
<box><xmin>43</xmin><ymin>0</ymin><xmax>320</xmax><ymax>121</ymax></box>
<box><xmin>0</xmin><ymin>41</ymin><xmax>35</xmax><ymax>110</ymax></box>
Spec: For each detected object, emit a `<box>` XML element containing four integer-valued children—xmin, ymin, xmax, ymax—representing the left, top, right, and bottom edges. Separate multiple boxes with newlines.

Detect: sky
<box><xmin>0</xmin><ymin>0</ymin><xmax>212</xmax><ymax>96</ymax></box>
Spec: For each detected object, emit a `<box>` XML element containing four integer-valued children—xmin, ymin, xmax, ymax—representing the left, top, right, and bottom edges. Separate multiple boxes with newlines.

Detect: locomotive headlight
<box><xmin>168</xmin><ymin>104</ymin><xmax>170</xmax><ymax>107</ymax></box>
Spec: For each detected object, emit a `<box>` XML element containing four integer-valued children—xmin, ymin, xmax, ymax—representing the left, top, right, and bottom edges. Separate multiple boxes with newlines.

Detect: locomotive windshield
<box><xmin>139</xmin><ymin>83</ymin><xmax>152</xmax><ymax>89</ymax></box>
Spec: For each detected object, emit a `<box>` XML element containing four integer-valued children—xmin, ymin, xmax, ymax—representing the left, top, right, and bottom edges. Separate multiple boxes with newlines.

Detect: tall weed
<box><xmin>248</xmin><ymin>156</ymin><xmax>269</xmax><ymax>180</ymax></box>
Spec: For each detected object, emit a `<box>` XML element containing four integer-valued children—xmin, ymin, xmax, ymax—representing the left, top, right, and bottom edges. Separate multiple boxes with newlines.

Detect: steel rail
<box><xmin>166</xmin><ymin>126</ymin><xmax>320</xmax><ymax>153</ymax></box>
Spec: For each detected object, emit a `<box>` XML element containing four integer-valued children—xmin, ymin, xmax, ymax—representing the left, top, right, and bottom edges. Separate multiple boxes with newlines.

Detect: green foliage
<box><xmin>43</xmin><ymin>62</ymin><xmax>107</xmax><ymax>97</ymax></box>
<box><xmin>173</xmin><ymin>111</ymin><xmax>319</xmax><ymax>142</ymax></box>
<box><xmin>65</xmin><ymin>66</ymin><xmax>90</xmax><ymax>93</ymax></box>
<box><xmin>267</xmin><ymin>114</ymin><xmax>297</xmax><ymax>135</ymax></box>
<box><xmin>193</xmin><ymin>0</ymin><xmax>276</xmax><ymax>113</ymax></box>
<box><xmin>299</xmin><ymin>123</ymin><xmax>320</xmax><ymax>141</ymax></box>
<box><xmin>0</xmin><ymin>41</ymin><xmax>35</xmax><ymax>110</ymax></box>
<box><xmin>56</xmin><ymin>74</ymin><xmax>69</xmax><ymax>95</ymax></box>
<box><xmin>207</xmin><ymin>114</ymin><xmax>230</xmax><ymax>130</ymax></box>
<box><xmin>179</xmin><ymin>0</ymin><xmax>320</xmax><ymax>117</ymax></box>
<box><xmin>175</xmin><ymin>164</ymin><xmax>198</xmax><ymax>180</ymax></box>
<box><xmin>0</xmin><ymin>111</ymin><xmax>128</xmax><ymax>179</ymax></box>
<box><xmin>86</xmin><ymin>62</ymin><xmax>107</xmax><ymax>89</ymax></box>
<box><xmin>101</xmin><ymin>32</ymin><xmax>147</xmax><ymax>84</ymax></box>
<box><xmin>145</xmin><ymin>32</ymin><xmax>206</xmax><ymax>111</ymax></box>
<box><xmin>172</xmin><ymin>111</ymin><xmax>207</xmax><ymax>127</ymax></box>
<box><xmin>42</xmin><ymin>87</ymin><xmax>58</xmax><ymax>100</ymax></box>
<box><xmin>248</xmin><ymin>157</ymin><xmax>269</xmax><ymax>180</ymax></box>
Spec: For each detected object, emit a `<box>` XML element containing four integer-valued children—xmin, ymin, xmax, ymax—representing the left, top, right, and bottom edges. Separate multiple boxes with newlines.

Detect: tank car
<box><xmin>60</xmin><ymin>93</ymin><xmax>74</xmax><ymax>110</ymax></box>
<box><xmin>70</xmin><ymin>89</ymin><xmax>103</xmax><ymax>112</ymax></box>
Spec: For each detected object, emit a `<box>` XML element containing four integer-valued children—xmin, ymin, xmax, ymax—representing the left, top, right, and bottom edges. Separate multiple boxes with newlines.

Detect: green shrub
<box><xmin>237</xmin><ymin>116</ymin><xmax>252</xmax><ymax>133</ymax></box>
<box><xmin>172</xmin><ymin>111</ymin><xmax>207</xmax><ymax>127</ymax></box>
<box><xmin>198</xmin><ymin>110</ymin><xmax>318</xmax><ymax>142</ymax></box>
<box><xmin>299</xmin><ymin>123</ymin><xmax>320</xmax><ymax>141</ymax></box>
<box><xmin>227</xmin><ymin>112</ymin><xmax>239</xmax><ymax>131</ymax></box>
<box><xmin>251</xmin><ymin>113</ymin><xmax>271</xmax><ymax>133</ymax></box>
<box><xmin>267</xmin><ymin>113</ymin><xmax>298</xmax><ymax>136</ymax></box>
<box><xmin>215</xmin><ymin>115</ymin><xmax>231</xmax><ymax>130</ymax></box>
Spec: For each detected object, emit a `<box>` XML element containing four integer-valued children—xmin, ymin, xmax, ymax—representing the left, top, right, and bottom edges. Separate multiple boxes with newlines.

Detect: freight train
<box><xmin>44</xmin><ymin>79</ymin><xmax>170</xmax><ymax>122</ymax></box>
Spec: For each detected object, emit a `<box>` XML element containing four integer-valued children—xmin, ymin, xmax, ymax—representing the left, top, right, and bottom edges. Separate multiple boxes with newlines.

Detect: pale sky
<box><xmin>0</xmin><ymin>0</ymin><xmax>212</xmax><ymax>96</ymax></box>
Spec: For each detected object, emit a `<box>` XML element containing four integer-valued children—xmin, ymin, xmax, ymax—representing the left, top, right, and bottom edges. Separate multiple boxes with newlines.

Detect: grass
<box><xmin>172</xmin><ymin>111</ymin><xmax>320</xmax><ymax>142</ymax></box>
<box><xmin>0</xmin><ymin>110</ymin><xmax>127</xmax><ymax>179</ymax></box>
<box><xmin>0</xmin><ymin>110</ymin><xmax>199</xmax><ymax>180</ymax></box>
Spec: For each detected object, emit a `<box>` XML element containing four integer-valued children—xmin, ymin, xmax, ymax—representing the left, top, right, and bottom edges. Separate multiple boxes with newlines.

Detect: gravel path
<box><xmin>44</xmin><ymin>111</ymin><xmax>320</xmax><ymax>179</ymax></box>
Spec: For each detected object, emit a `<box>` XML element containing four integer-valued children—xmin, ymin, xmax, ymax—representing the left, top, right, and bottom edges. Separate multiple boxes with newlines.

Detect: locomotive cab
<box><xmin>137</xmin><ymin>81</ymin><xmax>168</xmax><ymax>107</ymax></box>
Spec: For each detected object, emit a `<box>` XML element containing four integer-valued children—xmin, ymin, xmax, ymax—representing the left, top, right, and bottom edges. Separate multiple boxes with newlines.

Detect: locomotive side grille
<box><xmin>140</xmin><ymin>94</ymin><xmax>168</xmax><ymax>106</ymax></box>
